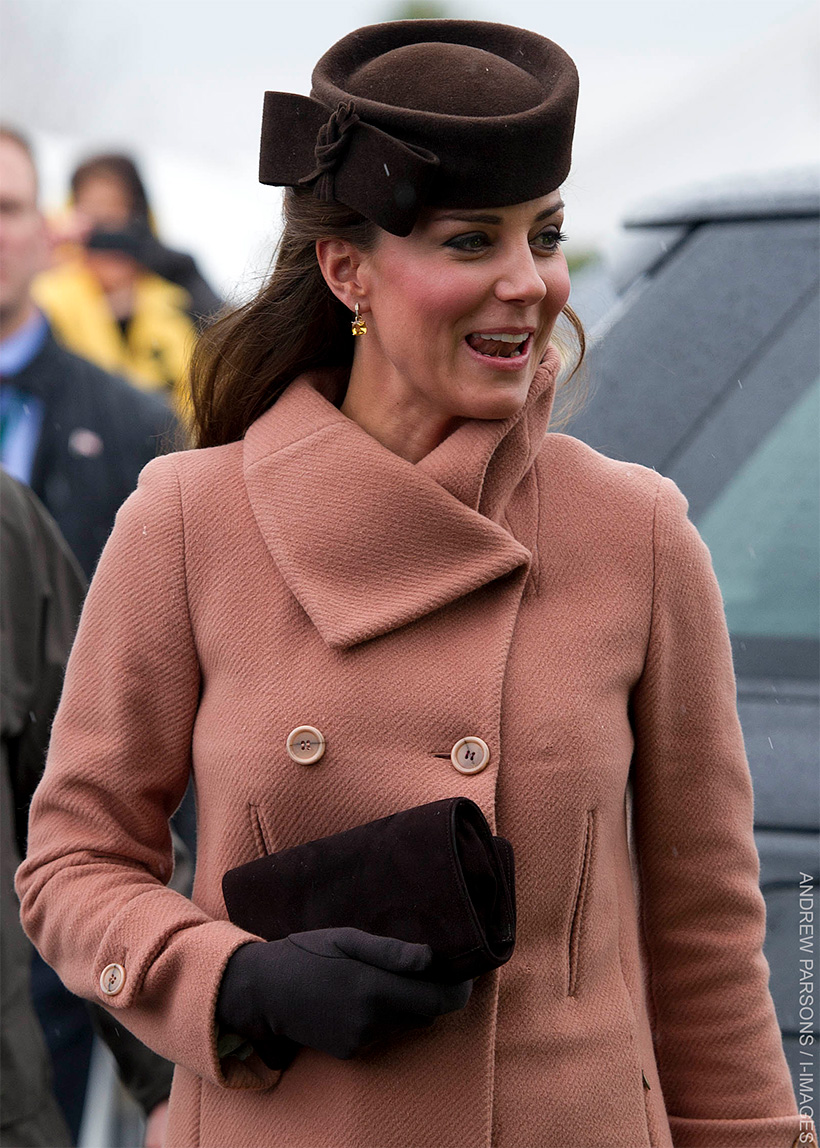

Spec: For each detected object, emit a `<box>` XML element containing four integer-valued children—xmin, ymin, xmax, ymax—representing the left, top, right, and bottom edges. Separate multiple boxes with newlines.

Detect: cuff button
<box><xmin>100</xmin><ymin>963</ymin><xmax>126</xmax><ymax>996</ymax></box>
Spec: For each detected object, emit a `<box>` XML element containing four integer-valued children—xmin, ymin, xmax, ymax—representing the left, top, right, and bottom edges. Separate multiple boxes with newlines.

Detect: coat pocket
<box><xmin>248</xmin><ymin>802</ymin><xmax>273</xmax><ymax>856</ymax></box>
<box><xmin>568</xmin><ymin>808</ymin><xmax>595</xmax><ymax>997</ymax></box>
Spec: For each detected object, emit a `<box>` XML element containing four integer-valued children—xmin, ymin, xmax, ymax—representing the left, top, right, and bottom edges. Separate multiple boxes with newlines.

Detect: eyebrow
<box><xmin>434</xmin><ymin>202</ymin><xmax>565</xmax><ymax>225</ymax></box>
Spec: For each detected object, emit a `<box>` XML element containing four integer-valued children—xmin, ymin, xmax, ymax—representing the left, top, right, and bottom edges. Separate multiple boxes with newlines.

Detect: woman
<box><xmin>15</xmin><ymin>20</ymin><xmax>813</xmax><ymax>1148</ymax></box>
<box><xmin>32</xmin><ymin>153</ymin><xmax>220</xmax><ymax>410</ymax></box>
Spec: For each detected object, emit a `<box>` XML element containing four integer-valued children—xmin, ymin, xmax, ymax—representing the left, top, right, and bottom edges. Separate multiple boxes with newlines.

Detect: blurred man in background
<box><xmin>0</xmin><ymin>126</ymin><xmax>177</xmax><ymax>579</ymax></box>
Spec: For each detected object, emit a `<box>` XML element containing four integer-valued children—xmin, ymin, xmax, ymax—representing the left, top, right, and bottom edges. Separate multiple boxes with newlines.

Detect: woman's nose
<box><xmin>493</xmin><ymin>246</ymin><xmax>548</xmax><ymax>306</ymax></box>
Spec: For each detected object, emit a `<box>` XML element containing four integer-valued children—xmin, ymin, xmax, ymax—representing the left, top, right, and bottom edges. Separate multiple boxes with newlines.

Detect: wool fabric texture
<box><xmin>16</xmin><ymin>347</ymin><xmax>811</xmax><ymax>1148</ymax></box>
<box><xmin>259</xmin><ymin>20</ymin><xmax>578</xmax><ymax>235</ymax></box>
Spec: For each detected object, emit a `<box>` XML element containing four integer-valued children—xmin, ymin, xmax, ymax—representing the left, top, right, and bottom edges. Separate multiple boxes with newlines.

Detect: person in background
<box><xmin>1</xmin><ymin>471</ymin><xmax>177</xmax><ymax>1148</ymax></box>
<box><xmin>32</xmin><ymin>151</ymin><xmax>220</xmax><ymax>412</ymax></box>
<box><xmin>0</xmin><ymin>127</ymin><xmax>179</xmax><ymax>1146</ymax></box>
<box><xmin>1</xmin><ymin>470</ymin><xmax>80</xmax><ymax>1148</ymax></box>
<box><xmin>0</xmin><ymin>126</ymin><xmax>178</xmax><ymax>579</ymax></box>
<box><xmin>71</xmin><ymin>153</ymin><xmax>222</xmax><ymax>324</ymax></box>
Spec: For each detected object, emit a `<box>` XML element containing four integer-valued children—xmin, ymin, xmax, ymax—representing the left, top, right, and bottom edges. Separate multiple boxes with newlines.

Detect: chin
<box><xmin>457</xmin><ymin>373</ymin><xmax>534</xmax><ymax>420</ymax></box>
<box><xmin>458</xmin><ymin>389</ymin><xmax>530</xmax><ymax>422</ymax></box>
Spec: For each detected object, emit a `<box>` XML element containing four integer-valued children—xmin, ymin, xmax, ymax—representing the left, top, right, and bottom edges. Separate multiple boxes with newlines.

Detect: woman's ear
<box><xmin>315</xmin><ymin>238</ymin><xmax>369</xmax><ymax>311</ymax></box>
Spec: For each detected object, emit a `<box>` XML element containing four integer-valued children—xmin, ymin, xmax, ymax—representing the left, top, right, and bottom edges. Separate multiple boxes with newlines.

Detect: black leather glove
<box><xmin>216</xmin><ymin>927</ymin><xmax>473</xmax><ymax>1067</ymax></box>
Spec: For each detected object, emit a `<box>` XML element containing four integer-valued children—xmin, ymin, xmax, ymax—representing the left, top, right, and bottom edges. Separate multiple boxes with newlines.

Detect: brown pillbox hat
<box><xmin>259</xmin><ymin>19</ymin><xmax>579</xmax><ymax>236</ymax></box>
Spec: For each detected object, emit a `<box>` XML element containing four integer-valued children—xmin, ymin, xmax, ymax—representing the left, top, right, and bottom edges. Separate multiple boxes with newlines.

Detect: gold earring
<box><xmin>351</xmin><ymin>303</ymin><xmax>368</xmax><ymax>336</ymax></box>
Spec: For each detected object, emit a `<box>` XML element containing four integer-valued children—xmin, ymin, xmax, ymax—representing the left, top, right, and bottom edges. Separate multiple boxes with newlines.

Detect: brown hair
<box><xmin>189</xmin><ymin>187</ymin><xmax>586</xmax><ymax>449</ymax></box>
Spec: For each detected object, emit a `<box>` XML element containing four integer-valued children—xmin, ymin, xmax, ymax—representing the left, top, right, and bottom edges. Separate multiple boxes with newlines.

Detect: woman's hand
<box><xmin>216</xmin><ymin>928</ymin><xmax>473</xmax><ymax>1066</ymax></box>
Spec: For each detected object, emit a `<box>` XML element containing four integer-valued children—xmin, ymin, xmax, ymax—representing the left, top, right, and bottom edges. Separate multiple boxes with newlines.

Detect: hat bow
<box><xmin>297</xmin><ymin>101</ymin><xmax>361</xmax><ymax>201</ymax></box>
<box><xmin>259</xmin><ymin>91</ymin><xmax>440</xmax><ymax>235</ymax></box>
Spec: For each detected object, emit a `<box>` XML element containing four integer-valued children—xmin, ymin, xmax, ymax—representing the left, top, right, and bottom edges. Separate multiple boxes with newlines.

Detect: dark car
<box><xmin>567</xmin><ymin>169</ymin><xmax>819</xmax><ymax>1092</ymax></box>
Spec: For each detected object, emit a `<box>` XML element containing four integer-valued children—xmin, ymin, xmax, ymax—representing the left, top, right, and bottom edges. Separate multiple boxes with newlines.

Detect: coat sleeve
<box><xmin>14</xmin><ymin>455</ymin><xmax>277</xmax><ymax>1092</ymax></box>
<box><xmin>629</xmin><ymin>476</ymin><xmax>815</xmax><ymax>1148</ymax></box>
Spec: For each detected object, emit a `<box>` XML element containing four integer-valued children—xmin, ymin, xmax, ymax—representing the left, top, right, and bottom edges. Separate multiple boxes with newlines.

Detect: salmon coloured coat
<box><xmin>16</xmin><ymin>348</ymin><xmax>812</xmax><ymax>1148</ymax></box>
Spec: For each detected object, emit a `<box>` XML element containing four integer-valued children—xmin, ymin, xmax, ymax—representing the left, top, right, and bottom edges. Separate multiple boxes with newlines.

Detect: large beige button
<box><xmin>450</xmin><ymin>737</ymin><xmax>491</xmax><ymax>775</ymax></box>
<box><xmin>100</xmin><ymin>963</ymin><xmax>126</xmax><ymax>996</ymax></box>
<box><xmin>286</xmin><ymin>725</ymin><xmax>326</xmax><ymax>765</ymax></box>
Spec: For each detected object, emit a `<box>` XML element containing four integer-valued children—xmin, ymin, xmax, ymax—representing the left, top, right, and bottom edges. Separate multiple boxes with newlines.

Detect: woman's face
<box><xmin>354</xmin><ymin>191</ymin><xmax>571</xmax><ymax>423</ymax></box>
<box><xmin>74</xmin><ymin>175</ymin><xmax>134</xmax><ymax>229</ymax></box>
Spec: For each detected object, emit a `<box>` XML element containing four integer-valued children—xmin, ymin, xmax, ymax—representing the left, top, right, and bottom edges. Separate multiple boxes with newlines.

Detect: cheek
<box><xmin>545</xmin><ymin>259</ymin><xmax>572</xmax><ymax>314</ymax></box>
<box><xmin>371</xmin><ymin>253</ymin><xmax>481</xmax><ymax>338</ymax></box>
<box><xmin>2</xmin><ymin>232</ymin><xmax>39</xmax><ymax>274</ymax></box>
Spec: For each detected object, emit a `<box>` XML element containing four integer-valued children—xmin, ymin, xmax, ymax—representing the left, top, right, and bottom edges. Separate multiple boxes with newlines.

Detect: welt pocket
<box><xmin>248</xmin><ymin>802</ymin><xmax>274</xmax><ymax>856</ymax></box>
<box><xmin>567</xmin><ymin>808</ymin><xmax>595</xmax><ymax>997</ymax></box>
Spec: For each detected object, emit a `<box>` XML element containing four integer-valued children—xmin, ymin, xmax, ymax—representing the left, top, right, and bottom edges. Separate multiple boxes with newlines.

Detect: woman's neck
<box><xmin>340</xmin><ymin>358</ymin><xmax>465</xmax><ymax>464</ymax></box>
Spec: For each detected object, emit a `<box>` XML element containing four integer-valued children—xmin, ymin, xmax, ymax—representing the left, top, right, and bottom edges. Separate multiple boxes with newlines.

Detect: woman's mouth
<box><xmin>464</xmin><ymin>331</ymin><xmax>533</xmax><ymax>367</ymax></box>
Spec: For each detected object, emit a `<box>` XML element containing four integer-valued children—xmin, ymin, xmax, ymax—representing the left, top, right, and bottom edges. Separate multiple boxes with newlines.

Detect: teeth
<box><xmin>475</xmin><ymin>332</ymin><xmax>528</xmax><ymax>343</ymax></box>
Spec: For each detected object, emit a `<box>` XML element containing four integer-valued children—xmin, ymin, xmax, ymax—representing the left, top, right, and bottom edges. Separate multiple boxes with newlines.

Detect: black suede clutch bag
<box><xmin>222</xmin><ymin>796</ymin><xmax>516</xmax><ymax>982</ymax></box>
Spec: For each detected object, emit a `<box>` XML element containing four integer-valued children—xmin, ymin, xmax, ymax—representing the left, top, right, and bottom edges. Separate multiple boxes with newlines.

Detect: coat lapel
<box><xmin>243</xmin><ymin>349</ymin><xmax>559</xmax><ymax>648</ymax></box>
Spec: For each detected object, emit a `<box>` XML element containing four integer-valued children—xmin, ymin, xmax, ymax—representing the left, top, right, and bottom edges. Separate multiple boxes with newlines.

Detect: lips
<box><xmin>466</xmin><ymin>332</ymin><xmax>531</xmax><ymax>359</ymax></box>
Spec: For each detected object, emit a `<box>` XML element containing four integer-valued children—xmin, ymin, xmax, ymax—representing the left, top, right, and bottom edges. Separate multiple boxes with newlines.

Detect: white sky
<box><xmin>1</xmin><ymin>0</ymin><xmax>817</xmax><ymax>296</ymax></box>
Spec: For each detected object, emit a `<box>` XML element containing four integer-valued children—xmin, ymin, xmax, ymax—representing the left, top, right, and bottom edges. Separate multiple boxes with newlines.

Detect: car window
<box><xmin>697</xmin><ymin>378</ymin><xmax>819</xmax><ymax>642</ymax></box>
<box><xmin>570</xmin><ymin>218</ymin><xmax>819</xmax><ymax>472</ymax></box>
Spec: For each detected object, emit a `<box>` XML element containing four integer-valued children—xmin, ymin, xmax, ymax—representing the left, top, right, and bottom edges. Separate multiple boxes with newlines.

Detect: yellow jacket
<box><xmin>32</xmin><ymin>259</ymin><xmax>196</xmax><ymax>413</ymax></box>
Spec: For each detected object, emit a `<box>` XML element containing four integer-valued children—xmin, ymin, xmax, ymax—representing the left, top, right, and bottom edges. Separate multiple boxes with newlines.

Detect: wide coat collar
<box><xmin>243</xmin><ymin>347</ymin><xmax>559</xmax><ymax>648</ymax></box>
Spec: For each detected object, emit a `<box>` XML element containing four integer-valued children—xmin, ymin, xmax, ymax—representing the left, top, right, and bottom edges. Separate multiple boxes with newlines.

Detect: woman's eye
<box><xmin>444</xmin><ymin>229</ymin><xmax>568</xmax><ymax>254</ymax></box>
<box><xmin>444</xmin><ymin>232</ymin><xmax>490</xmax><ymax>253</ymax></box>
<box><xmin>532</xmin><ymin>229</ymin><xmax>568</xmax><ymax>251</ymax></box>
